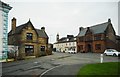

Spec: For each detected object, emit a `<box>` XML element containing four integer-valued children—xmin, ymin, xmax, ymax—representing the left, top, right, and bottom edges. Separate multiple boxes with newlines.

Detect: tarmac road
<box><xmin>40</xmin><ymin>64</ymin><xmax>85</xmax><ymax>77</ymax></box>
<box><xmin>40</xmin><ymin>52</ymin><xmax>119</xmax><ymax>77</ymax></box>
<box><xmin>2</xmin><ymin>52</ymin><xmax>119</xmax><ymax>77</ymax></box>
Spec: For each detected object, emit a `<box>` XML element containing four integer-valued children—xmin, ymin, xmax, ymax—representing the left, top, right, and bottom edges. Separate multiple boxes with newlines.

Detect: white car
<box><xmin>68</xmin><ymin>50</ymin><xmax>77</xmax><ymax>54</ymax></box>
<box><xmin>104</xmin><ymin>49</ymin><xmax>120</xmax><ymax>56</ymax></box>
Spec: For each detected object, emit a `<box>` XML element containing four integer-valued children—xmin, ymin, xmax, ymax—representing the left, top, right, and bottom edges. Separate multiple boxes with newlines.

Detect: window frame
<box><xmin>26</xmin><ymin>33</ymin><xmax>33</xmax><ymax>40</ymax></box>
<box><xmin>25</xmin><ymin>45</ymin><xmax>34</xmax><ymax>56</ymax></box>
<box><xmin>95</xmin><ymin>44</ymin><xmax>101</xmax><ymax>50</ymax></box>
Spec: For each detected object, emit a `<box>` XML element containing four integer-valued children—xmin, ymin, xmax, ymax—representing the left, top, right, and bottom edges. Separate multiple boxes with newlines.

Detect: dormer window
<box><xmin>26</xmin><ymin>33</ymin><xmax>33</xmax><ymax>40</ymax></box>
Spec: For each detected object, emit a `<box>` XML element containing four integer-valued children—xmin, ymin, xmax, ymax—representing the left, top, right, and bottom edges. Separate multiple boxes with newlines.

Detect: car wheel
<box><xmin>113</xmin><ymin>54</ymin><xmax>117</xmax><ymax>57</ymax></box>
<box><xmin>104</xmin><ymin>53</ymin><xmax>107</xmax><ymax>56</ymax></box>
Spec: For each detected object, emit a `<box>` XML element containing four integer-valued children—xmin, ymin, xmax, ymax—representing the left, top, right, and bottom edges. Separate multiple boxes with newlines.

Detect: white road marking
<box><xmin>40</xmin><ymin>65</ymin><xmax>63</xmax><ymax>77</ymax></box>
<box><xmin>34</xmin><ymin>62</ymin><xmax>38</xmax><ymax>64</ymax></box>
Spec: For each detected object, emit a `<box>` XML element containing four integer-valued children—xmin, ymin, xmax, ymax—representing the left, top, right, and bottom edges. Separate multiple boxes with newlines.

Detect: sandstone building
<box><xmin>8</xmin><ymin>18</ymin><xmax>50</xmax><ymax>59</ymax></box>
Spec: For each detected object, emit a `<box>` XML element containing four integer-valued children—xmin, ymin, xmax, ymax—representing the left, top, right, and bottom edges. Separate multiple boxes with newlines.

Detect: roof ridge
<box><xmin>16</xmin><ymin>19</ymin><xmax>33</xmax><ymax>28</ymax></box>
<box><xmin>35</xmin><ymin>28</ymin><xmax>41</xmax><ymax>30</ymax></box>
<box><xmin>90</xmin><ymin>21</ymin><xmax>108</xmax><ymax>28</ymax></box>
<box><xmin>79</xmin><ymin>21</ymin><xmax>108</xmax><ymax>31</ymax></box>
<box><xmin>78</xmin><ymin>21</ymin><xmax>109</xmax><ymax>37</ymax></box>
<box><xmin>16</xmin><ymin>22</ymin><xmax>27</xmax><ymax>28</ymax></box>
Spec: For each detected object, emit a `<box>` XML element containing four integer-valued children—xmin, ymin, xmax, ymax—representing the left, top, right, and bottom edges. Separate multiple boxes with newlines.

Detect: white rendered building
<box><xmin>0</xmin><ymin>1</ymin><xmax>12</xmax><ymax>59</ymax></box>
<box><xmin>53</xmin><ymin>34</ymin><xmax>77</xmax><ymax>53</ymax></box>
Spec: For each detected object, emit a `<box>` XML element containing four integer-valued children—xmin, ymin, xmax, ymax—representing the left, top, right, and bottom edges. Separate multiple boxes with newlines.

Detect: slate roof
<box><xmin>8</xmin><ymin>20</ymin><xmax>32</xmax><ymax>35</ymax></box>
<box><xmin>116</xmin><ymin>35</ymin><xmax>120</xmax><ymax>40</ymax></box>
<box><xmin>58</xmin><ymin>37</ymin><xmax>67</xmax><ymax>42</ymax></box>
<box><xmin>55</xmin><ymin>35</ymin><xmax>76</xmax><ymax>44</ymax></box>
<box><xmin>78</xmin><ymin>21</ymin><xmax>110</xmax><ymax>37</ymax></box>
<box><xmin>36</xmin><ymin>29</ymin><xmax>48</xmax><ymax>38</ymax></box>
<box><xmin>78</xmin><ymin>28</ymin><xmax>87</xmax><ymax>37</ymax></box>
<box><xmin>8</xmin><ymin>20</ymin><xmax>48</xmax><ymax>38</ymax></box>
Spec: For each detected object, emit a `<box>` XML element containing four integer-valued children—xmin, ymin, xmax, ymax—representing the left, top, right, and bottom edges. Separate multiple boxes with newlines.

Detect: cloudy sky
<box><xmin>2</xmin><ymin>0</ymin><xmax>119</xmax><ymax>43</ymax></box>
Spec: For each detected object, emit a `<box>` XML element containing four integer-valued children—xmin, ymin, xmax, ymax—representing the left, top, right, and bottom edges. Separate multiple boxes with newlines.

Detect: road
<box><xmin>2</xmin><ymin>52</ymin><xmax>119</xmax><ymax>77</ymax></box>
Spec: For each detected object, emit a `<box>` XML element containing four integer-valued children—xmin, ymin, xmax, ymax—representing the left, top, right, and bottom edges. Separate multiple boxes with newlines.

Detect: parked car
<box><xmin>104</xmin><ymin>49</ymin><xmax>120</xmax><ymax>57</ymax></box>
<box><xmin>68</xmin><ymin>50</ymin><xmax>77</xmax><ymax>54</ymax></box>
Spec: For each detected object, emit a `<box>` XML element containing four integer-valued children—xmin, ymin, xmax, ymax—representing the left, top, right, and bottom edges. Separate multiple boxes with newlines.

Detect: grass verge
<box><xmin>77</xmin><ymin>62</ymin><xmax>120</xmax><ymax>77</ymax></box>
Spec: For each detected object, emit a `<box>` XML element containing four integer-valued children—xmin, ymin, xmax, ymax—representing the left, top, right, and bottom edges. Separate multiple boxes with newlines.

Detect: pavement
<box><xmin>0</xmin><ymin>59</ymin><xmax>14</xmax><ymax>62</ymax></box>
<box><xmin>2</xmin><ymin>52</ymin><xmax>72</xmax><ymax>76</ymax></box>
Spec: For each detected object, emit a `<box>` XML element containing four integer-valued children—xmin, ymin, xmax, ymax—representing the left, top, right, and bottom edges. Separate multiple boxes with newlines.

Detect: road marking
<box><xmin>34</xmin><ymin>61</ymin><xmax>38</xmax><ymax>64</ymax></box>
<box><xmin>40</xmin><ymin>65</ymin><xmax>63</xmax><ymax>77</ymax></box>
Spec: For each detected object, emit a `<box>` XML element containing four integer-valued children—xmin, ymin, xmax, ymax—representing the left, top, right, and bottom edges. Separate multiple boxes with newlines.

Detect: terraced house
<box><xmin>77</xmin><ymin>19</ymin><xmax>119</xmax><ymax>53</ymax></box>
<box><xmin>8</xmin><ymin>17</ymin><xmax>49</xmax><ymax>59</ymax></box>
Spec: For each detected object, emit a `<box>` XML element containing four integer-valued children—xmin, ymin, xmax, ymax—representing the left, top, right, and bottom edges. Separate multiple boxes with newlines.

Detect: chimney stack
<box><xmin>79</xmin><ymin>27</ymin><xmax>84</xmax><ymax>32</ymax></box>
<box><xmin>108</xmin><ymin>18</ymin><xmax>111</xmax><ymax>23</ymax></box>
<box><xmin>12</xmin><ymin>17</ymin><xmax>16</xmax><ymax>33</ymax></box>
<box><xmin>87</xmin><ymin>27</ymin><xmax>90</xmax><ymax>30</ymax></box>
<box><xmin>56</xmin><ymin>33</ymin><xmax>59</xmax><ymax>42</ymax></box>
<box><xmin>41</xmin><ymin>27</ymin><xmax>45</xmax><ymax>32</ymax></box>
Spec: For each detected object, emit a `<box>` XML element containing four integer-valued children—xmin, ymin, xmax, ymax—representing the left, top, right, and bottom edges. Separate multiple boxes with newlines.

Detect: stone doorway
<box><xmin>87</xmin><ymin>44</ymin><xmax>92</xmax><ymax>52</ymax></box>
<box><xmin>40</xmin><ymin>46</ymin><xmax>46</xmax><ymax>56</ymax></box>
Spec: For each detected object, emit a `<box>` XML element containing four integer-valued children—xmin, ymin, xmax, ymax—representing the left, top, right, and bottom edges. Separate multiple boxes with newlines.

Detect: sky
<box><xmin>1</xmin><ymin>0</ymin><xmax>119</xmax><ymax>43</ymax></box>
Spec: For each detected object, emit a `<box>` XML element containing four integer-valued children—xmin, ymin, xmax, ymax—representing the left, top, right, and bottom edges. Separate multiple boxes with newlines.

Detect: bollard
<box><xmin>100</xmin><ymin>54</ymin><xmax>103</xmax><ymax>63</ymax></box>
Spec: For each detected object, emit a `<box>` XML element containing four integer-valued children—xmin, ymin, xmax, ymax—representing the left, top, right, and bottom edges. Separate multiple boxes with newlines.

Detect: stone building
<box><xmin>53</xmin><ymin>34</ymin><xmax>77</xmax><ymax>53</ymax></box>
<box><xmin>116</xmin><ymin>35</ymin><xmax>120</xmax><ymax>51</ymax></box>
<box><xmin>48</xmin><ymin>43</ymin><xmax>53</xmax><ymax>55</ymax></box>
<box><xmin>8</xmin><ymin>18</ymin><xmax>49</xmax><ymax>59</ymax></box>
<box><xmin>77</xmin><ymin>19</ymin><xmax>119</xmax><ymax>53</ymax></box>
<box><xmin>0</xmin><ymin>1</ymin><xmax>12</xmax><ymax>59</ymax></box>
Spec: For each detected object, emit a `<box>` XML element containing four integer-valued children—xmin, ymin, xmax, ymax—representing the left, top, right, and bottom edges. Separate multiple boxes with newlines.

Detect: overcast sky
<box><xmin>1</xmin><ymin>0</ymin><xmax>119</xmax><ymax>43</ymax></box>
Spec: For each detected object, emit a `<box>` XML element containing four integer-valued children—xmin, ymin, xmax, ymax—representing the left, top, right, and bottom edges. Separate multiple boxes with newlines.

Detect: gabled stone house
<box><xmin>8</xmin><ymin>17</ymin><xmax>49</xmax><ymax>59</ymax></box>
<box><xmin>77</xmin><ymin>19</ymin><xmax>119</xmax><ymax>53</ymax></box>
